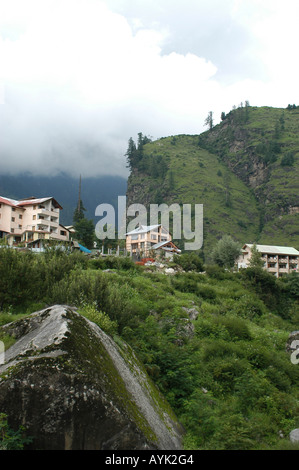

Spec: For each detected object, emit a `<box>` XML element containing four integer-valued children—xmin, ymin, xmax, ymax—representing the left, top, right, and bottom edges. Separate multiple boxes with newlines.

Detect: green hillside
<box><xmin>126</xmin><ymin>106</ymin><xmax>299</xmax><ymax>257</ymax></box>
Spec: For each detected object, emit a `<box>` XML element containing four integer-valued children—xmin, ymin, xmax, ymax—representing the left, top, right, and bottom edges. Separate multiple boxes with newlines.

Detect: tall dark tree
<box><xmin>73</xmin><ymin>200</ymin><xmax>86</xmax><ymax>223</ymax></box>
<box><xmin>73</xmin><ymin>175</ymin><xmax>86</xmax><ymax>223</ymax></box>
<box><xmin>74</xmin><ymin>218</ymin><xmax>95</xmax><ymax>249</ymax></box>
<box><xmin>204</xmin><ymin>111</ymin><xmax>214</xmax><ymax>130</ymax></box>
<box><xmin>125</xmin><ymin>137</ymin><xmax>138</xmax><ymax>170</ymax></box>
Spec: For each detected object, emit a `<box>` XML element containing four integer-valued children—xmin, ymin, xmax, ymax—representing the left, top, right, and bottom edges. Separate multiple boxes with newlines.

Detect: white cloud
<box><xmin>0</xmin><ymin>0</ymin><xmax>298</xmax><ymax>177</ymax></box>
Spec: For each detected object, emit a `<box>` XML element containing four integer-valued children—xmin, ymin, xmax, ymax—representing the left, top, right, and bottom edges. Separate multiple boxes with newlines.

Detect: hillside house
<box><xmin>0</xmin><ymin>195</ymin><xmax>71</xmax><ymax>249</ymax></box>
<box><xmin>237</xmin><ymin>244</ymin><xmax>299</xmax><ymax>277</ymax></box>
<box><xmin>126</xmin><ymin>224</ymin><xmax>181</xmax><ymax>259</ymax></box>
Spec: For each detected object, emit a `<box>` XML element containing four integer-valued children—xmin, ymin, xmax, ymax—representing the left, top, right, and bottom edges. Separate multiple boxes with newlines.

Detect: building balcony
<box><xmin>38</xmin><ymin>209</ymin><xmax>52</xmax><ymax>217</ymax></box>
<box><xmin>267</xmin><ymin>267</ymin><xmax>278</xmax><ymax>273</ymax></box>
<box><xmin>278</xmin><ymin>267</ymin><xmax>288</xmax><ymax>273</ymax></box>
<box><xmin>36</xmin><ymin>224</ymin><xmax>50</xmax><ymax>232</ymax></box>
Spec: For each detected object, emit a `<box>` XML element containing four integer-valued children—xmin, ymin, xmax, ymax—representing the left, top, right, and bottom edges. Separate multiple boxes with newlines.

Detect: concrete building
<box><xmin>237</xmin><ymin>244</ymin><xmax>299</xmax><ymax>277</ymax></box>
<box><xmin>0</xmin><ymin>195</ymin><xmax>71</xmax><ymax>248</ymax></box>
<box><xmin>126</xmin><ymin>224</ymin><xmax>180</xmax><ymax>259</ymax></box>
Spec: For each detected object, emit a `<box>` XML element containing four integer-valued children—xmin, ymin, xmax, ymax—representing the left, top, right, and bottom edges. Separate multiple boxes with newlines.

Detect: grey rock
<box><xmin>165</xmin><ymin>268</ymin><xmax>175</xmax><ymax>274</ymax></box>
<box><xmin>182</xmin><ymin>306</ymin><xmax>199</xmax><ymax>321</ymax></box>
<box><xmin>289</xmin><ymin>429</ymin><xmax>299</xmax><ymax>443</ymax></box>
<box><xmin>0</xmin><ymin>305</ymin><xmax>183</xmax><ymax>450</ymax></box>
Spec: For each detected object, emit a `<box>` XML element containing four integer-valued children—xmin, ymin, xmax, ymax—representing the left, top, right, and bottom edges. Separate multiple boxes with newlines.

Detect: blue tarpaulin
<box><xmin>78</xmin><ymin>243</ymin><xmax>92</xmax><ymax>253</ymax></box>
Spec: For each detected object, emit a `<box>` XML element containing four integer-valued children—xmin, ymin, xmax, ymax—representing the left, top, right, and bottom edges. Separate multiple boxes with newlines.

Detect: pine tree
<box><xmin>125</xmin><ymin>137</ymin><xmax>138</xmax><ymax>170</ymax></box>
<box><xmin>204</xmin><ymin>111</ymin><xmax>214</xmax><ymax>130</ymax></box>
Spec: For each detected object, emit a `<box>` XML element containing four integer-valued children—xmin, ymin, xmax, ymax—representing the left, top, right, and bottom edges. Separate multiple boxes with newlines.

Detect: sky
<box><xmin>0</xmin><ymin>0</ymin><xmax>298</xmax><ymax>178</ymax></box>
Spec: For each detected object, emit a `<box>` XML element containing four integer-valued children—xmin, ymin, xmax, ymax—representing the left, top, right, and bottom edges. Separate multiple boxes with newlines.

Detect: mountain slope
<box><xmin>126</xmin><ymin>134</ymin><xmax>261</xmax><ymax>258</ymax></box>
<box><xmin>198</xmin><ymin>106</ymin><xmax>299</xmax><ymax>246</ymax></box>
<box><xmin>126</xmin><ymin>106</ymin><xmax>299</xmax><ymax>257</ymax></box>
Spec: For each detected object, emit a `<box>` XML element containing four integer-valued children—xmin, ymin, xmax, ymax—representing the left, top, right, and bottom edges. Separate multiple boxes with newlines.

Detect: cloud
<box><xmin>0</xmin><ymin>0</ymin><xmax>298</xmax><ymax>178</ymax></box>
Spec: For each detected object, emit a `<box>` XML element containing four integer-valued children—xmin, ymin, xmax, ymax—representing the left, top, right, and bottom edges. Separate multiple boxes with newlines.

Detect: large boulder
<box><xmin>0</xmin><ymin>305</ymin><xmax>183</xmax><ymax>450</ymax></box>
<box><xmin>289</xmin><ymin>429</ymin><xmax>299</xmax><ymax>443</ymax></box>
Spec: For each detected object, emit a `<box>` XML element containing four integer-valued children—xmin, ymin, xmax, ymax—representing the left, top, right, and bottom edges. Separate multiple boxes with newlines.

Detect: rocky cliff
<box><xmin>0</xmin><ymin>305</ymin><xmax>183</xmax><ymax>450</ymax></box>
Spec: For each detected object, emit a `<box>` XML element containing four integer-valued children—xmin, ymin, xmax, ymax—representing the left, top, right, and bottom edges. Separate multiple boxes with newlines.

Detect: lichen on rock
<box><xmin>0</xmin><ymin>305</ymin><xmax>183</xmax><ymax>450</ymax></box>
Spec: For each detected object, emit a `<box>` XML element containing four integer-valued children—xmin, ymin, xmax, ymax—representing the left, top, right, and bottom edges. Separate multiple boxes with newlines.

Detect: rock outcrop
<box><xmin>0</xmin><ymin>305</ymin><xmax>183</xmax><ymax>450</ymax></box>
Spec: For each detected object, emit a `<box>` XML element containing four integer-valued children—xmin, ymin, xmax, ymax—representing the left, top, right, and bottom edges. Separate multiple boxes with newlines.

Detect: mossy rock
<box><xmin>0</xmin><ymin>305</ymin><xmax>183</xmax><ymax>450</ymax></box>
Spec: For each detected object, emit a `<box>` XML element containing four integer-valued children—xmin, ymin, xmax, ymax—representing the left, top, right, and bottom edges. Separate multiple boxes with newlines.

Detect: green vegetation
<box><xmin>126</xmin><ymin>133</ymin><xmax>261</xmax><ymax>258</ymax></box>
<box><xmin>0</xmin><ymin>247</ymin><xmax>298</xmax><ymax>450</ymax></box>
<box><xmin>0</xmin><ymin>413</ymin><xmax>32</xmax><ymax>450</ymax></box>
<box><xmin>197</xmin><ymin>105</ymin><xmax>299</xmax><ymax>247</ymax></box>
<box><xmin>126</xmin><ymin>105</ymin><xmax>299</xmax><ymax>256</ymax></box>
<box><xmin>211</xmin><ymin>235</ymin><xmax>241</xmax><ymax>268</ymax></box>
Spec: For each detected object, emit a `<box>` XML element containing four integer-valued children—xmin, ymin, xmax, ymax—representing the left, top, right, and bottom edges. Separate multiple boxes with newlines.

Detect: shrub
<box><xmin>281</xmin><ymin>152</ymin><xmax>295</xmax><ymax>166</ymax></box>
<box><xmin>173</xmin><ymin>252</ymin><xmax>204</xmax><ymax>272</ymax></box>
<box><xmin>0</xmin><ymin>413</ymin><xmax>32</xmax><ymax>450</ymax></box>
<box><xmin>79</xmin><ymin>304</ymin><xmax>118</xmax><ymax>336</ymax></box>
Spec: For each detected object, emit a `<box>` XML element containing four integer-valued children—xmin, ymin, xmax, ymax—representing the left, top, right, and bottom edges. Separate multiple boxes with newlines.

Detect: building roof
<box><xmin>126</xmin><ymin>224</ymin><xmax>161</xmax><ymax>236</ymax></box>
<box><xmin>243</xmin><ymin>244</ymin><xmax>299</xmax><ymax>256</ymax></box>
<box><xmin>18</xmin><ymin>197</ymin><xmax>62</xmax><ymax>209</ymax></box>
<box><xmin>151</xmin><ymin>240</ymin><xmax>181</xmax><ymax>252</ymax></box>
<box><xmin>0</xmin><ymin>195</ymin><xmax>62</xmax><ymax>210</ymax></box>
<box><xmin>0</xmin><ymin>196</ymin><xmax>20</xmax><ymax>208</ymax></box>
<box><xmin>78</xmin><ymin>243</ymin><xmax>91</xmax><ymax>253</ymax></box>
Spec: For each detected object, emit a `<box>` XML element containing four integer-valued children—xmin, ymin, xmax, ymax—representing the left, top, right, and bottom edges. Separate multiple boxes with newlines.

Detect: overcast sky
<box><xmin>0</xmin><ymin>0</ymin><xmax>298</xmax><ymax>178</ymax></box>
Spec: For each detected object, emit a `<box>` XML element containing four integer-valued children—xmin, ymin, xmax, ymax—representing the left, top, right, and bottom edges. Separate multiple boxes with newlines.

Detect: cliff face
<box><xmin>126</xmin><ymin>106</ymin><xmax>299</xmax><ymax>252</ymax></box>
<box><xmin>0</xmin><ymin>305</ymin><xmax>183</xmax><ymax>450</ymax></box>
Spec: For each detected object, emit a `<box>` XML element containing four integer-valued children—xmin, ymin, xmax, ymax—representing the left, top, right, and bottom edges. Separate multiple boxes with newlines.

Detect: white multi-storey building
<box><xmin>237</xmin><ymin>244</ymin><xmax>299</xmax><ymax>277</ymax></box>
<box><xmin>0</xmin><ymin>195</ymin><xmax>71</xmax><ymax>248</ymax></box>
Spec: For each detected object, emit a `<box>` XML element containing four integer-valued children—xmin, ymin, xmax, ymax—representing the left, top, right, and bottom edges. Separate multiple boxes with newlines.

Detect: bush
<box><xmin>0</xmin><ymin>249</ymin><xmax>38</xmax><ymax>309</ymax></box>
<box><xmin>0</xmin><ymin>413</ymin><xmax>32</xmax><ymax>450</ymax></box>
<box><xmin>79</xmin><ymin>304</ymin><xmax>118</xmax><ymax>336</ymax></box>
<box><xmin>281</xmin><ymin>152</ymin><xmax>295</xmax><ymax>166</ymax></box>
<box><xmin>173</xmin><ymin>252</ymin><xmax>204</xmax><ymax>272</ymax></box>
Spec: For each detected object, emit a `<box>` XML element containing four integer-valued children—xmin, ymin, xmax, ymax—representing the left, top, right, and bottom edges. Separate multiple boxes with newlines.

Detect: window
<box><xmin>131</xmin><ymin>234</ymin><xmax>138</xmax><ymax>240</ymax></box>
<box><xmin>151</xmin><ymin>234</ymin><xmax>157</xmax><ymax>240</ymax></box>
<box><xmin>140</xmin><ymin>233</ymin><xmax>145</xmax><ymax>239</ymax></box>
<box><xmin>11</xmin><ymin>228</ymin><xmax>14</xmax><ymax>233</ymax></box>
<box><xmin>60</xmin><ymin>230</ymin><xmax>66</xmax><ymax>236</ymax></box>
<box><xmin>12</xmin><ymin>208</ymin><xmax>15</xmax><ymax>212</ymax></box>
<box><xmin>33</xmin><ymin>215</ymin><xmax>36</xmax><ymax>220</ymax></box>
<box><xmin>19</xmin><ymin>214</ymin><xmax>22</xmax><ymax>219</ymax></box>
<box><xmin>11</xmin><ymin>217</ymin><xmax>15</xmax><ymax>222</ymax></box>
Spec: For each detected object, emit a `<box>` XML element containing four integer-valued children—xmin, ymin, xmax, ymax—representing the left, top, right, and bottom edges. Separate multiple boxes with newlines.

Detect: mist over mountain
<box><xmin>0</xmin><ymin>173</ymin><xmax>127</xmax><ymax>226</ymax></box>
